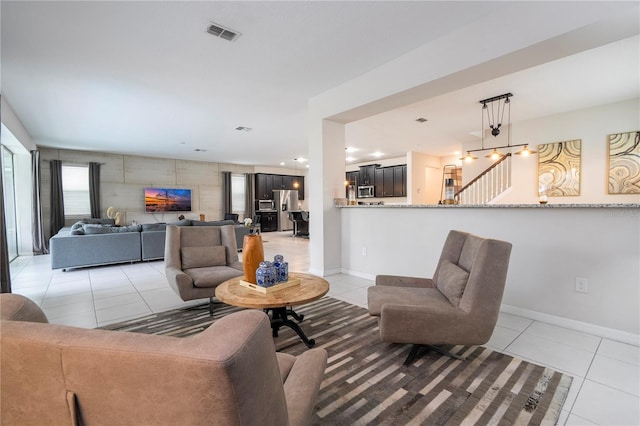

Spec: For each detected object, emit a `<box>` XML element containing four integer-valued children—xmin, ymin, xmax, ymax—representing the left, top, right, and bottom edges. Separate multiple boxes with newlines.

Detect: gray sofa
<box><xmin>50</xmin><ymin>219</ymin><xmax>251</xmax><ymax>271</ymax></box>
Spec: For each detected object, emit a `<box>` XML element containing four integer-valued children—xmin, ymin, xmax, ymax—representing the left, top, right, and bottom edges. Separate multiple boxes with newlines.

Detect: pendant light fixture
<box><xmin>459</xmin><ymin>151</ymin><xmax>478</xmax><ymax>162</ymax></box>
<box><xmin>514</xmin><ymin>144</ymin><xmax>537</xmax><ymax>156</ymax></box>
<box><xmin>460</xmin><ymin>93</ymin><xmax>536</xmax><ymax>162</ymax></box>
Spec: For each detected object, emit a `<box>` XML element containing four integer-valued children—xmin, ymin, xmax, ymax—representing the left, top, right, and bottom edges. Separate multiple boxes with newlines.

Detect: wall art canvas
<box><xmin>608</xmin><ymin>130</ymin><xmax>640</xmax><ymax>194</ymax></box>
<box><xmin>538</xmin><ymin>139</ymin><xmax>581</xmax><ymax>196</ymax></box>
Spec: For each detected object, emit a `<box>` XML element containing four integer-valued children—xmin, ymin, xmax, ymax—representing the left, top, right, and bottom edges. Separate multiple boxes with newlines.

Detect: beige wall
<box><xmin>38</xmin><ymin>148</ymin><xmax>267</xmax><ymax>239</ymax></box>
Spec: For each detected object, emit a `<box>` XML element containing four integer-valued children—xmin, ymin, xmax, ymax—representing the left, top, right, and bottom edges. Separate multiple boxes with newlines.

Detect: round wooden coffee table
<box><xmin>215</xmin><ymin>272</ymin><xmax>329</xmax><ymax>347</ymax></box>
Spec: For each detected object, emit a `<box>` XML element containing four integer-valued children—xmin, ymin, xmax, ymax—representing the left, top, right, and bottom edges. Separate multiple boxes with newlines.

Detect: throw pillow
<box><xmin>181</xmin><ymin>246</ymin><xmax>227</xmax><ymax>269</ymax></box>
<box><xmin>437</xmin><ymin>260</ymin><xmax>470</xmax><ymax>306</ymax></box>
<box><xmin>70</xmin><ymin>222</ymin><xmax>85</xmax><ymax>235</ymax></box>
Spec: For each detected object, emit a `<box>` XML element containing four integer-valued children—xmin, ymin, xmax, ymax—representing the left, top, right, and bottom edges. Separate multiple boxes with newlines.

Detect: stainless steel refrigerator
<box><xmin>273</xmin><ymin>190</ymin><xmax>299</xmax><ymax>231</ymax></box>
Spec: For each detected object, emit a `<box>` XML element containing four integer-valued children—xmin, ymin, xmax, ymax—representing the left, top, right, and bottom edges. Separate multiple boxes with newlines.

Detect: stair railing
<box><xmin>456</xmin><ymin>153</ymin><xmax>512</xmax><ymax>204</ymax></box>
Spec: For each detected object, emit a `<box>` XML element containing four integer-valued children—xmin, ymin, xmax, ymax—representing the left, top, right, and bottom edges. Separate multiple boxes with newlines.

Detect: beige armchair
<box><xmin>165</xmin><ymin>224</ymin><xmax>243</xmax><ymax>314</ymax></box>
<box><xmin>368</xmin><ymin>230</ymin><xmax>512</xmax><ymax>364</ymax></box>
<box><xmin>1</xmin><ymin>294</ymin><xmax>328</xmax><ymax>426</ymax></box>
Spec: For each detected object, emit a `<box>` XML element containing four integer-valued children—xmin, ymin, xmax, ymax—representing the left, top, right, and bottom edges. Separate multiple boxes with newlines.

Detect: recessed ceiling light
<box><xmin>305</xmin><ymin>165</ymin><xmax>309</xmax><ymax>168</ymax></box>
<box><xmin>345</xmin><ymin>146</ymin><xmax>358</xmax><ymax>153</ymax></box>
<box><xmin>415</xmin><ymin>117</ymin><xmax>428</xmax><ymax>123</ymax></box>
<box><xmin>345</xmin><ymin>156</ymin><xmax>356</xmax><ymax>162</ymax></box>
<box><xmin>371</xmin><ymin>152</ymin><xmax>384</xmax><ymax>158</ymax></box>
<box><xmin>280</xmin><ymin>162</ymin><xmax>285</xmax><ymax>166</ymax></box>
<box><xmin>235</xmin><ymin>126</ymin><xmax>252</xmax><ymax>132</ymax></box>
<box><xmin>294</xmin><ymin>157</ymin><xmax>307</xmax><ymax>163</ymax></box>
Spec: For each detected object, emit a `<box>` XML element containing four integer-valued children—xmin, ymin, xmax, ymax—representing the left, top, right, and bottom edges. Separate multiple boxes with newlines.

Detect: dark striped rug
<box><xmin>102</xmin><ymin>297</ymin><xmax>572</xmax><ymax>425</ymax></box>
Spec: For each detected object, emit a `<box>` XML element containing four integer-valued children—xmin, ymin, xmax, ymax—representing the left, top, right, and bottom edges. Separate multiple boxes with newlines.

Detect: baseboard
<box><xmin>308</xmin><ymin>267</ymin><xmax>343</xmax><ymax>277</ymax></box>
<box><xmin>501</xmin><ymin>304</ymin><xmax>640</xmax><ymax>346</ymax></box>
<box><xmin>339</xmin><ymin>268</ymin><xmax>376</xmax><ymax>281</ymax></box>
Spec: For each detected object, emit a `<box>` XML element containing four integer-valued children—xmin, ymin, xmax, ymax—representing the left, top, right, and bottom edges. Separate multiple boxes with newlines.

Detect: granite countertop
<box><xmin>337</xmin><ymin>203</ymin><xmax>640</xmax><ymax>208</ymax></box>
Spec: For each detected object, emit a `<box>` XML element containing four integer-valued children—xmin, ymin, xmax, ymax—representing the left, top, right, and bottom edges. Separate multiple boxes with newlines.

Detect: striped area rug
<box><xmin>102</xmin><ymin>297</ymin><xmax>572</xmax><ymax>425</ymax></box>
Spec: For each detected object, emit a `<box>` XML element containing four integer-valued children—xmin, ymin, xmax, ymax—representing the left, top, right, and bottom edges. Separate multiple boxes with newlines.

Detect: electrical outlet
<box><xmin>575</xmin><ymin>277</ymin><xmax>588</xmax><ymax>293</ymax></box>
<box><xmin>361</xmin><ymin>247</ymin><xmax>367</xmax><ymax>256</ymax></box>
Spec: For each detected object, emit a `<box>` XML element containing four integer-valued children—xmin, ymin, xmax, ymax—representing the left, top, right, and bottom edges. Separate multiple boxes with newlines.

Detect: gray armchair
<box><xmin>368</xmin><ymin>230</ymin><xmax>512</xmax><ymax>364</ymax></box>
<box><xmin>165</xmin><ymin>225</ymin><xmax>243</xmax><ymax>314</ymax></box>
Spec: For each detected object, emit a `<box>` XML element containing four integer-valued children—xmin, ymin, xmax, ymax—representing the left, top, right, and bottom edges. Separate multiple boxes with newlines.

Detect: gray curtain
<box><xmin>89</xmin><ymin>162</ymin><xmax>101</xmax><ymax>218</ymax></box>
<box><xmin>50</xmin><ymin>159</ymin><xmax>65</xmax><ymax>236</ymax></box>
<box><xmin>245</xmin><ymin>173</ymin><xmax>255</xmax><ymax>220</ymax></box>
<box><xmin>0</xmin><ymin>148</ymin><xmax>12</xmax><ymax>293</ymax></box>
<box><xmin>222</xmin><ymin>171</ymin><xmax>232</xmax><ymax>214</ymax></box>
<box><xmin>31</xmin><ymin>150</ymin><xmax>48</xmax><ymax>254</ymax></box>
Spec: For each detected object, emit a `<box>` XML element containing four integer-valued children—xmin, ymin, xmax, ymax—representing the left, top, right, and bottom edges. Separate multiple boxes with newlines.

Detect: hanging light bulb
<box><xmin>485</xmin><ymin>149</ymin><xmax>504</xmax><ymax>160</ymax></box>
<box><xmin>515</xmin><ymin>144</ymin><xmax>537</xmax><ymax>156</ymax></box>
<box><xmin>459</xmin><ymin>151</ymin><xmax>478</xmax><ymax>162</ymax></box>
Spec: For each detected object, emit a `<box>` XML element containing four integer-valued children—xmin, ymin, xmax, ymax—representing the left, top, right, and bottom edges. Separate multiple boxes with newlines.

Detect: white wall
<box><xmin>462</xmin><ymin>99</ymin><xmax>640</xmax><ymax>204</ymax></box>
<box><xmin>1</xmin><ymin>98</ymin><xmax>36</xmax><ymax>255</ymax></box>
<box><xmin>340</xmin><ymin>206</ymin><xmax>639</xmax><ymax>342</ymax></box>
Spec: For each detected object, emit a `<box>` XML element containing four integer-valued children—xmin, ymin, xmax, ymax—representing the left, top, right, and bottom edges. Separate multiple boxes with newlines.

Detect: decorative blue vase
<box><xmin>273</xmin><ymin>254</ymin><xmax>288</xmax><ymax>282</ymax></box>
<box><xmin>256</xmin><ymin>261</ymin><xmax>276</xmax><ymax>287</ymax></box>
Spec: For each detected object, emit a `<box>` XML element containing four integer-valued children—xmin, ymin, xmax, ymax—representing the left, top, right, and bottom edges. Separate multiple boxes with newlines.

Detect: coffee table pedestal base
<box><xmin>267</xmin><ymin>307</ymin><xmax>315</xmax><ymax>348</ymax></box>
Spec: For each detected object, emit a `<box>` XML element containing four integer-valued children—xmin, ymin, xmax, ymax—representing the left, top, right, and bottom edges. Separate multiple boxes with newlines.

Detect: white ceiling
<box><xmin>2</xmin><ymin>1</ymin><xmax>639</xmax><ymax>168</ymax></box>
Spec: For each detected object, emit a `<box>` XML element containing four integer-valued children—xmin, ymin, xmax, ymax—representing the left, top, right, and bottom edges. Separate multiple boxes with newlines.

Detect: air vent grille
<box><xmin>207</xmin><ymin>22</ymin><xmax>240</xmax><ymax>42</ymax></box>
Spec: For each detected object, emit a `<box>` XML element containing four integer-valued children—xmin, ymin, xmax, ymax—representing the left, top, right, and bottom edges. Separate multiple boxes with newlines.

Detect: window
<box><xmin>1</xmin><ymin>146</ymin><xmax>18</xmax><ymax>261</ymax></box>
<box><xmin>231</xmin><ymin>174</ymin><xmax>246</xmax><ymax>215</ymax></box>
<box><xmin>62</xmin><ymin>164</ymin><xmax>90</xmax><ymax>217</ymax></box>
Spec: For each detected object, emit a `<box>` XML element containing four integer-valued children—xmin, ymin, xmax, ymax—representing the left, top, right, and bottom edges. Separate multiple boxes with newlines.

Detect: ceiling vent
<box><xmin>206</xmin><ymin>22</ymin><xmax>240</xmax><ymax>42</ymax></box>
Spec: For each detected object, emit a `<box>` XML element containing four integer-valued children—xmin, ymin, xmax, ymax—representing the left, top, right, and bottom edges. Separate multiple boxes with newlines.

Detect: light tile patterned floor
<box><xmin>9</xmin><ymin>231</ymin><xmax>640</xmax><ymax>425</ymax></box>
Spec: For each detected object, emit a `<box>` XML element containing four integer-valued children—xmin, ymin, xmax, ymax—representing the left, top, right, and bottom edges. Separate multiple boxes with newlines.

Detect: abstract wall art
<box><xmin>538</xmin><ymin>139</ymin><xmax>581</xmax><ymax>196</ymax></box>
<box><xmin>608</xmin><ymin>130</ymin><xmax>640</xmax><ymax>194</ymax></box>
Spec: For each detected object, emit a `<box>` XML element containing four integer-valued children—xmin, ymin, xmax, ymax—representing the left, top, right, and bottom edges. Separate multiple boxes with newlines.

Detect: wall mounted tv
<box><xmin>144</xmin><ymin>188</ymin><xmax>192</xmax><ymax>213</ymax></box>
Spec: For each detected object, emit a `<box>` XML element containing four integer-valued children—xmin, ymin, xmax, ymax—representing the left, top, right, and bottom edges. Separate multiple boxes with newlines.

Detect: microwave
<box><xmin>357</xmin><ymin>185</ymin><xmax>375</xmax><ymax>198</ymax></box>
<box><xmin>258</xmin><ymin>200</ymin><xmax>275</xmax><ymax>211</ymax></box>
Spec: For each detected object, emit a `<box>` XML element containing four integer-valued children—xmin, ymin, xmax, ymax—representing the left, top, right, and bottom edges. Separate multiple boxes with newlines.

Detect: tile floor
<box><xmin>9</xmin><ymin>231</ymin><xmax>639</xmax><ymax>425</ymax></box>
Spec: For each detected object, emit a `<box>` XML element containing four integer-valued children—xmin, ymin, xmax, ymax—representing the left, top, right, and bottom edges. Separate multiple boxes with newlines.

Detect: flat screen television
<box><xmin>145</xmin><ymin>188</ymin><xmax>192</xmax><ymax>213</ymax></box>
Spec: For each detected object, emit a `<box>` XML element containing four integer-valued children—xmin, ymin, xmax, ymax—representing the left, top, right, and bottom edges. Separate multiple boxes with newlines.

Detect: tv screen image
<box><xmin>145</xmin><ymin>188</ymin><xmax>192</xmax><ymax>213</ymax></box>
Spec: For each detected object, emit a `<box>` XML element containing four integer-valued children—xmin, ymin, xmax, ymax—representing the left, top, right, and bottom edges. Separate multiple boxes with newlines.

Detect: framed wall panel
<box><xmin>608</xmin><ymin>130</ymin><xmax>640</xmax><ymax>194</ymax></box>
<box><xmin>538</xmin><ymin>139</ymin><xmax>581</xmax><ymax>196</ymax></box>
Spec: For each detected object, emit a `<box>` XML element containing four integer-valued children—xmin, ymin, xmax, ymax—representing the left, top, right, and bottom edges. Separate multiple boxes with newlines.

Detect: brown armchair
<box><xmin>165</xmin><ymin>224</ymin><xmax>243</xmax><ymax>314</ymax></box>
<box><xmin>368</xmin><ymin>230</ymin><xmax>512</xmax><ymax>364</ymax></box>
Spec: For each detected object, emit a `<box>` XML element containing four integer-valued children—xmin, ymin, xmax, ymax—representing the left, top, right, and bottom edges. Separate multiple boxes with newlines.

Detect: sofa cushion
<box><xmin>82</xmin><ymin>224</ymin><xmax>140</xmax><ymax>234</ymax></box>
<box><xmin>141</xmin><ymin>223</ymin><xmax>167</xmax><ymax>231</ymax></box>
<box><xmin>171</xmin><ymin>219</ymin><xmax>192</xmax><ymax>226</ymax></box>
<box><xmin>81</xmin><ymin>218</ymin><xmax>116</xmax><ymax>225</ymax></box>
<box><xmin>181</xmin><ymin>246</ymin><xmax>226</xmax><ymax>269</ymax></box>
<box><xmin>184</xmin><ymin>265</ymin><xmax>244</xmax><ymax>288</ymax></box>
<box><xmin>191</xmin><ymin>220</ymin><xmax>235</xmax><ymax>227</ymax></box>
<box><xmin>436</xmin><ymin>260</ymin><xmax>470</xmax><ymax>306</ymax></box>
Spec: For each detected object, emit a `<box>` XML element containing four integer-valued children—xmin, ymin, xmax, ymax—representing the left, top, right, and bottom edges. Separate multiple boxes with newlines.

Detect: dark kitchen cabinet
<box><xmin>272</xmin><ymin>175</ymin><xmax>283</xmax><ymax>190</ymax></box>
<box><xmin>372</xmin><ymin>164</ymin><xmax>407</xmax><ymax>198</ymax></box>
<box><xmin>358</xmin><ymin>165</ymin><xmax>378</xmax><ymax>186</ymax></box>
<box><xmin>255</xmin><ymin>173</ymin><xmax>305</xmax><ymax>201</ymax></box>
<box><xmin>260</xmin><ymin>211</ymin><xmax>278</xmax><ymax>232</ymax></box>
<box><xmin>256</xmin><ymin>174</ymin><xmax>273</xmax><ymax>199</ymax></box>
<box><xmin>394</xmin><ymin>165</ymin><xmax>406</xmax><ymax>196</ymax></box>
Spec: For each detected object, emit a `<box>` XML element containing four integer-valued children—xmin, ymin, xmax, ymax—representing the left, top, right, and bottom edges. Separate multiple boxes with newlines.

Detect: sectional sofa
<box><xmin>49</xmin><ymin>219</ymin><xmax>250</xmax><ymax>270</ymax></box>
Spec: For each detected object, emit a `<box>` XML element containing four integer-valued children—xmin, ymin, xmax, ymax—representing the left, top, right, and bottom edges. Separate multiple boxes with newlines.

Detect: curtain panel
<box><xmin>245</xmin><ymin>173</ymin><xmax>255</xmax><ymax>221</ymax></box>
<box><xmin>222</xmin><ymin>171</ymin><xmax>232</xmax><ymax>214</ymax></box>
<box><xmin>50</xmin><ymin>159</ymin><xmax>65</xmax><ymax>236</ymax></box>
<box><xmin>89</xmin><ymin>162</ymin><xmax>101</xmax><ymax>218</ymax></box>
<box><xmin>31</xmin><ymin>151</ymin><xmax>48</xmax><ymax>254</ymax></box>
